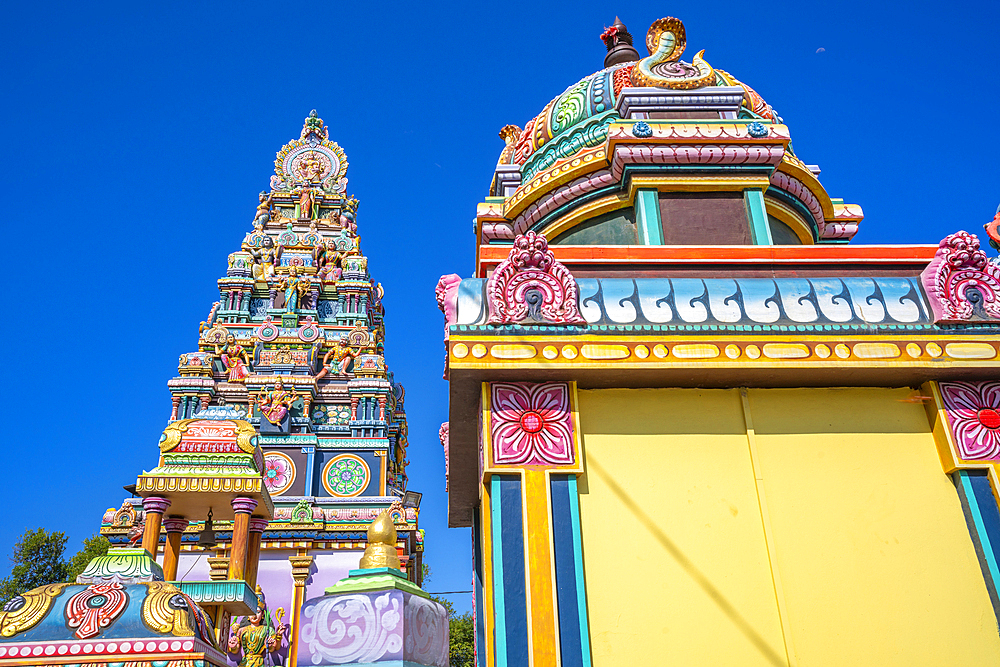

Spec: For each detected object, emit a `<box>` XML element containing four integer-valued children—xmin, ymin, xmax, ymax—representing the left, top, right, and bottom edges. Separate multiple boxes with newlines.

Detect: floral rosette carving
<box><xmin>920</xmin><ymin>231</ymin><xmax>1000</xmax><ymax>323</ymax></box>
<box><xmin>940</xmin><ymin>381</ymin><xmax>1000</xmax><ymax>461</ymax></box>
<box><xmin>301</xmin><ymin>591</ymin><xmax>404</xmax><ymax>664</ymax></box>
<box><xmin>263</xmin><ymin>452</ymin><xmax>295</xmax><ymax>495</ymax></box>
<box><xmin>486</xmin><ymin>231</ymin><xmax>585</xmax><ymax>325</ymax></box>
<box><xmin>491</xmin><ymin>382</ymin><xmax>575</xmax><ymax>466</ymax></box>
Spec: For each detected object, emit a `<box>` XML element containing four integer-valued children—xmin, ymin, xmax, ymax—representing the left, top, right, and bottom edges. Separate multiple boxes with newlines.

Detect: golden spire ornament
<box><xmin>358</xmin><ymin>510</ymin><xmax>402</xmax><ymax>569</ymax></box>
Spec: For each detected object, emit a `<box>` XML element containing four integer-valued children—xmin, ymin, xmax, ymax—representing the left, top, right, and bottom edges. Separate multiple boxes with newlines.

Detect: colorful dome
<box><xmin>497</xmin><ymin>18</ymin><xmax>778</xmax><ymax>185</ymax></box>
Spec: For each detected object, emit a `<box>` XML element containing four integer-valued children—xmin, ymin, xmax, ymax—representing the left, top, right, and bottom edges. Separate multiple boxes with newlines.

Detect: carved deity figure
<box><xmin>215</xmin><ymin>334</ymin><xmax>251</xmax><ymax>383</ymax></box>
<box><xmin>313</xmin><ymin>241</ymin><xmax>342</xmax><ymax>283</ymax></box>
<box><xmin>228</xmin><ymin>590</ymin><xmax>285</xmax><ymax>667</ymax></box>
<box><xmin>298</xmin><ymin>188</ymin><xmax>315</xmax><ymax>219</ymax></box>
<box><xmin>315</xmin><ymin>336</ymin><xmax>356</xmax><ymax>380</ymax></box>
<box><xmin>278</xmin><ymin>266</ymin><xmax>310</xmax><ymax>313</ymax></box>
<box><xmin>257</xmin><ymin>379</ymin><xmax>295</xmax><ymax>426</ymax></box>
<box><xmin>251</xmin><ymin>237</ymin><xmax>281</xmax><ymax>281</ymax></box>
<box><xmin>254</xmin><ymin>190</ymin><xmax>272</xmax><ymax>227</ymax></box>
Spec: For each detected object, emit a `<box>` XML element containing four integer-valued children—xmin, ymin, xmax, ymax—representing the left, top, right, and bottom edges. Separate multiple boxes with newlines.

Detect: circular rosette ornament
<box><xmin>323</xmin><ymin>455</ymin><xmax>369</xmax><ymax>497</ymax></box>
<box><xmin>263</xmin><ymin>452</ymin><xmax>296</xmax><ymax>495</ymax></box>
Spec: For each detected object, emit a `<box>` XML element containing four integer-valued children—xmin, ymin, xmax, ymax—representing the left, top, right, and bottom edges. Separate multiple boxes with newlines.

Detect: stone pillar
<box><xmin>227</xmin><ymin>497</ymin><xmax>258</xmax><ymax>581</ymax></box>
<box><xmin>162</xmin><ymin>517</ymin><xmax>189</xmax><ymax>581</ymax></box>
<box><xmin>245</xmin><ymin>518</ymin><xmax>269</xmax><ymax>589</ymax></box>
<box><xmin>199</xmin><ymin>395</ymin><xmax>210</xmax><ymax>411</ymax></box>
<box><xmin>378</xmin><ymin>397</ymin><xmax>386</xmax><ymax>421</ymax></box>
<box><xmin>170</xmin><ymin>396</ymin><xmax>181</xmax><ymax>420</ymax></box>
<box><xmin>287</xmin><ymin>553</ymin><xmax>314</xmax><ymax>667</ymax></box>
<box><xmin>141</xmin><ymin>496</ymin><xmax>170</xmax><ymax>556</ymax></box>
<box><xmin>350</xmin><ymin>397</ymin><xmax>359</xmax><ymax>420</ymax></box>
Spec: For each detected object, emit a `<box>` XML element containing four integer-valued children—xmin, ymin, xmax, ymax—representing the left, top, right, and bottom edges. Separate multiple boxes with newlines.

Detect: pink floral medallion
<box><xmin>940</xmin><ymin>381</ymin><xmax>1000</xmax><ymax>460</ymax></box>
<box><xmin>263</xmin><ymin>452</ymin><xmax>295</xmax><ymax>495</ymax></box>
<box><xmin>490</xmin><ymin>382</ymin><xmax>575</xmax><ymax>466</ymax></box>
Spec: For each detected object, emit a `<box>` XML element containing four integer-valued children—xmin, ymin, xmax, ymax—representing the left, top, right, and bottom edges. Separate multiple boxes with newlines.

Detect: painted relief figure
<box><xmin>257</xmin><ymin>379</ymin><xmax>295</xmax><ymax>426</ymax></box>
<box><xmin>315</xmin><ymin>336</ymin><xmax>355</xmax><ymax>380</ymax></box>
<box><xmin>215</xmin><ymin>333</ymin><xmax>251</xmax><ymax>383</ymax></box>
<box><xmin>279</xmin><ymin>265</ymin><xmax>310</xmax><ymax>313</ymax></box>
<box><xmin>228</xmin><ymin>591</ymin><xmax>285</xmax><ymax>667</ymax></box>
<box><xmin>251</xmin><ymin>236</ymin><xmax>281</xmax><ymax>281</ymax></box>
<box><xmin>313</xmin><ymin>240</ymin><xmax>342</xmax><ymax>283</ymax></box>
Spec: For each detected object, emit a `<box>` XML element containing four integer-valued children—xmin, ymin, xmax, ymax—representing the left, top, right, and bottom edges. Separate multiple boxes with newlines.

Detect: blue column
<box><xmin>635</xmin><ymin>189</ymin><xmax>663</xmax><ymax>245</ymax></box>
<box><xmin>744</xmin><ymin>188</ymin><xmax>772</xmax><ymax>245</ymax></box>
<box><xmin>954</xmin><ymin>470</ymin><xmax>1000</xmax><ymax>623</ymax></box>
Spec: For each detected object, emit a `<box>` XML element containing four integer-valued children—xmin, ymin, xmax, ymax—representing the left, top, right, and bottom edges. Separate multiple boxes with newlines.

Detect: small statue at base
<box><xmin>228</xmin><ymin>587</ymin><xmax>285</xmax><ymax>667</ymax></box>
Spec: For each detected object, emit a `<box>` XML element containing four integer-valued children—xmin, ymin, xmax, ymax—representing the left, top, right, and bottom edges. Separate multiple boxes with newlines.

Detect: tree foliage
<box><xmin>0</xmin><ymin>529</ymin><xmax>68</xmax><ymax>604</ymax></box>
<box><xmin>423</xmin><ymin>565</ymin><xmax>477</xmax><ymax>667</ymax></box>
<box><xmin>0</xmin><ymin>529</ymin><xmax>112</xmax><ymax>605</ymax></box>
<box><xmin>65</xmin><ymin>534</ymin><xmax>111</xmax><ymax>583</ymax></box>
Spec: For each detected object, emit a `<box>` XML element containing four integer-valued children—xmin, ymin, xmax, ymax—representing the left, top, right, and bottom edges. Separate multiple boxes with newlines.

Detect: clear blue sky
<box><xmin>1</xmin><ymin>1</ymin><xmax>997</xmax><ymax>612</ymax></box>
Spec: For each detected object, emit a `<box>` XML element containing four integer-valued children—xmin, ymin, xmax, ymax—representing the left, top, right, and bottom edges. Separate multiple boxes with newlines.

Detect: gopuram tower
<box><xmin>95</xmin><ymin>112</ymin><xmax>423</xmax><ymax>667</ymax></box>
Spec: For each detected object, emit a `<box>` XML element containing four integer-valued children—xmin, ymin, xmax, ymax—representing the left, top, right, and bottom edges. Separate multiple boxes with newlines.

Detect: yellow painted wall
<box><xmin>577</xmin><ymin>387</ymin><xmax>1000</xmax><ymax>667</ymax></box>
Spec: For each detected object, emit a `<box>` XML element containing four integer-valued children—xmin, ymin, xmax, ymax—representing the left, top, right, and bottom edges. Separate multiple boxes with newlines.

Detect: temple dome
<box><xmin>495</xmin><ymin>18</ymin><xmax>778</xmax><ymax>183</ymax></box>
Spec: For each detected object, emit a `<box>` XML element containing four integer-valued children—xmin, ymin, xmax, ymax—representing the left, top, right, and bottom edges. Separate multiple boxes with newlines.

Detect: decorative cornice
<box><xmin>920</xmin><ymin>231</ymin><xmax>1000</xmax><ymax>323</ymax></box>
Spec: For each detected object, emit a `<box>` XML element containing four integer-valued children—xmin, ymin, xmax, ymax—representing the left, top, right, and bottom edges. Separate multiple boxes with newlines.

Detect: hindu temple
<box><xmin>0</xmin><ymin>112</ymin><xmax>439</xmax><ymax>667</ymax></box>
<box><xmin>437</xmin><ymin>16</ymin><xmax>1000</xmax><ymax>666</ymax></box>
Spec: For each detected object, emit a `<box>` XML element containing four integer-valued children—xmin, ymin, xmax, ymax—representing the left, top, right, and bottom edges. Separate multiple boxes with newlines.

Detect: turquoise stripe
<box><xmin>635</xmin><ymin>189</ymin><xmax>663</xmax><ymax>245</ymax></box>
<box><xmin>744</xmin><ymin>188</ymin><xmax>772</xmax><ymax>245</ymax></box>
<box><xmin>959</xmin><ymin>472</ymin><xmax>1000</xmax><ymax>587</ymax></box>
<box><xmin>568</xmin><ymin>476</ymin><xmax>592</xmax><ymax>666</ymax></box>
<box><xmin>490</xmin><ymin>475</ymin><xmax>508</xmax><ymax>667</ymax></box>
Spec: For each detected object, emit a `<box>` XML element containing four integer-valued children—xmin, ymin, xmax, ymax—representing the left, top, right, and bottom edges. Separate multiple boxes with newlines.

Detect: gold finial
<box><xmin>358</xmin><ymin>510</ymin><xmax>401</xmax><ymax>569</ymax></box>
<box><xmin>498</xmin><ymin>124</ymin><xmax>521</xmax><ymax>146</ymax></box>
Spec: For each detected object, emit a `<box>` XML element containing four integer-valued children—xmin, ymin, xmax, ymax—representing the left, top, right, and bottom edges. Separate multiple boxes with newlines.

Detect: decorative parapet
<box><xmin>76</xmin><ymin>547</ymin><xmax>163</xmax><ymax>585</ymax></box>
<box><xmin>486</xmin><ymin>232</ymin><xmax>586</xmax><ymax>326</ymax></box>
<box><xmin>615</xmin><ymin>86</ymin><xmax>744</xmax><ymax>118</ymax></box>
<box><xmin>299</xmin><ymin>568</ymin><xmax>448</xmax><ymax>667</ymax></box>
<box><xmin>920</xmin><ymin>231</ymin><xmax>1000</xmax><ymax>323</ymax></box>
<box><xmin>173</xmin><ymin>579</ymin><xmax>258</xmax><ymax>616</ymax></box>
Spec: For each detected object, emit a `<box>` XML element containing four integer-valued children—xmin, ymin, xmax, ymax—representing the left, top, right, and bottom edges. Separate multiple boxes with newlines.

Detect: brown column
<box><xmin>287</xmin><ymin>552</ymin><xmax>314</xmax><ymax>667</ymax></box>
<box><xmin>245</xmin><ymin>518</ymin><xmax>269</xmax><ymax>589</ymax></box>
<box><xmin>162</xmin><ymin>518</ymin><xmax>189</xmax><ymax>581</ymax></box>
<box><xmin>227</xmin><ymin>497</ymin><xmax>258</xmax><ymax>581</ymax></box>
<box><xmin>141</xmin><ymin>497</ymin><xmax>170</xmax><ymax>557</ymax></box>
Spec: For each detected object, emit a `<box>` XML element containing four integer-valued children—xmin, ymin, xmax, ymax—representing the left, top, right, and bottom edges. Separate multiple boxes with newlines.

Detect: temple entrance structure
<box><xmin>0</xmin><ymin>112</ymin><xmax>424</xmax><ymax>667</ymax></box>
<box><xmin>437</xmin><ymin>16</ymin><xmax>1000</xmax><ymax>666</ymax></box>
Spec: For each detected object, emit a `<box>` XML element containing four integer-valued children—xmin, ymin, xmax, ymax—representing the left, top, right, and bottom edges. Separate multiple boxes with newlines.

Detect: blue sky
<box><xmin>1</xmin><ymin>1</ymin><xmax>997</xmax><ymax>611</ymax></box>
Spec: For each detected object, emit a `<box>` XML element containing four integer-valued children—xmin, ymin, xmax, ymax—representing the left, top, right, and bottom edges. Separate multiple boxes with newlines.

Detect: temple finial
<box><xmin>600</xmin><ymin>17</ymin><xmax>640</xmax><ymax>67</ymax></box>
<box><xmin>358</xmin><ymin>510</ymin><xmax>402</xmax><ymax>569</ymax></box>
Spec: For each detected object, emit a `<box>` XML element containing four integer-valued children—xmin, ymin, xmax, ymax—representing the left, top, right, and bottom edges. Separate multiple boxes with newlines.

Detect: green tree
<box><xmin>448</xmin><ymin>610</ymin><xmax>475</xmax><ymax>667</ymax></box>
<box><xmin>64</xmin><ymin>534</ymin><xmax>110</xmax><ymax>582</ymax></box>
<box><xmin>0</xmin><ymin>529</ymin><xmax>68</xmax><ymax>605</ymax></box>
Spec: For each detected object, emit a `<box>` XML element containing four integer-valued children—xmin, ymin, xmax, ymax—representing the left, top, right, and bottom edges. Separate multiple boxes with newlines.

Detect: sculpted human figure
<box><xmin>257</xmin><ymin>379</ymin><xmax>295</xmax><ymax>426</ymax></box>
<box><xmin>278</xmin><ymin>266</ymin><xmax>310</xmax><ymax>313</ymax></box>
<box><xmin>313</xmin><ymin>241</ymin><xmax>342</xmax><ymax>283</ymax></box>
<box><xmin>315</xmin><ymin>335</ymin><xmax>355</xmax><ymax>380</ymax></box>
<box><xmin>298</xmin><ymin>188</ymin><xmax>315</xmax><ymax>219</ymax></box>
<box><xmin>254</xmin><ymin>190</ymin><xmax>272</xmax><ymax>227</ymax></box>
<box><xmin>214</xmin><ymin>334</ymin><xmax>251</xmax><ymax>383</ymax></box>
<box><xmin>228</xmin><ymin>591</ymin><xmax>285</xmax><ymax>667</ymax></box>
<box><xmin>251</xmin><ymin>236</ymin><xmax>281</xmax><ymax>281</ymax></box>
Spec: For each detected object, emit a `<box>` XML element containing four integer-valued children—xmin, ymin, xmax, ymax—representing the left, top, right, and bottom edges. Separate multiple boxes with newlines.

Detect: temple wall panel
<box><xmin>575</xmin><ymin>387</ymin><xmax>1000</xmax><ymax>666</ymax></box>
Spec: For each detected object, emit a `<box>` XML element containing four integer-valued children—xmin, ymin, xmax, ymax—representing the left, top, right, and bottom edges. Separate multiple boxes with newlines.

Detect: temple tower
<box><xmin>96</xmin><ymin>112</ymin><xmax>423</xmax><ymax>667</ymax></box>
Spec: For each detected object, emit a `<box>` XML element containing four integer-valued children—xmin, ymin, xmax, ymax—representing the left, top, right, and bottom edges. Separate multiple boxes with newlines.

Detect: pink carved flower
<box><xmin>263</xmin><ymin>454</ymin><xmax>293</xmax><ymax>494</ymax></box>
<box><xmin>940</xmin><ymin>381</ymin><xmax>1000</xmax><ymax>460</ymax></box>
<box><xmin>491</xmin><ymin>382</ymin><xmax>575</xmax><ymax>466</ymax></box>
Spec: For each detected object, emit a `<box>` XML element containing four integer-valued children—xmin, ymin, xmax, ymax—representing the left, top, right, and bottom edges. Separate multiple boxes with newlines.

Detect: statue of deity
<box><xmin>228</xmin><ymin>588</ymin><xmax>285</xmax><ymax>667</ymax></box>
<box><xmin>298</xmin><ymin>188</ymin><xmax>316</xmax><ymax>220</ymax></box>
<box><xmin>257</xmin><ymin>379</ymin><xmax>295</xmax><ymax>426</ymax></box>
<box><xmin>254</xmin><ymin>190</ymin><xmax>272</xmax><ymax>227</ymax></box>
<box><xmin>313</xmin><ymin>241</ymin><xmax>342</xmax><ymax>283</ymax></box>
<box><xmin>251</xmin><ymin>237</ymin><xmax>281</xmax><ymax>281</ymax></box>
<box><xmin>278</xmin><ymin>266</ymin><xmax>310</xmax><ymax>313</ymax></box>
<box><xmin>214</xmin><ymin>334</ymin><xmax>251</xmax><ymax>383</ymax></box>
<box><xmin>315</xmin><ymin>336</ymin><xmax>356</xmax><ymax>380</ymax></box>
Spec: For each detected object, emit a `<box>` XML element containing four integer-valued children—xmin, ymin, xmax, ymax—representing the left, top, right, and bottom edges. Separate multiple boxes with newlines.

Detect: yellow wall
<box><xmin>577</xmin><ymin>387</ymin><xmax>1000</xmax><ymax>666</ymax></box>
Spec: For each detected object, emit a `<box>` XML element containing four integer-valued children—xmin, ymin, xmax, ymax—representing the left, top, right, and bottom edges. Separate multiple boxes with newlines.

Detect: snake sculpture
<box><xmin>631</xmin><ymin>17</ymin><xmax>715</xmax><ymax>90</ymax></box>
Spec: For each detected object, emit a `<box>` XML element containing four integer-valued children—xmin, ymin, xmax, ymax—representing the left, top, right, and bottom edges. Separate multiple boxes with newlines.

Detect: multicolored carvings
<box><xmin>262</xmin><ymin>451</ymin><xmax>296</xmax><ymax>495</ymax></box>
<box><xmin>435</xmin><ymin>273</ymin><xmax>462</xmax><ymax>337</ymax></box>
<box><xmin>632</xmin><ymin>17</ymin><xmax>715</xmax><ymax>89</ymax></box>
<box><xmin>0</xmin><ymin>584</ymin><xmax>70</xmax><ymax>638</ymax></box>
<box><xmin>486</xmin><ymin>232</ymin><xmax>585</xmax><ymax>326</ymax></box>
<box><xmin>490</xmin><ymin>382</ymin><xmax>576</xmax><ymax>466</ymax></box>
<box><xmin>323</xmin><ymin>454</ymin><xmax>370</xmax><ymax>497</ymax></box>
<box><xmin>920</xmin><ymin>231</ymin><xmax>1000</xmax><ymax>323</ymax></box>
<box><xmin>439</xmin><ymin>422</ymin><xmax>450</xmax><ymax>491</ymax></box>
<box><xmin>939</xmin><ymin>381</ymin><xmax>1000</xmax><ymax>461</ymax></box>
<box><xmin>65</xmin><ymin>583</ymin><xmax>129</xmax><ymax>640</ymax></box>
